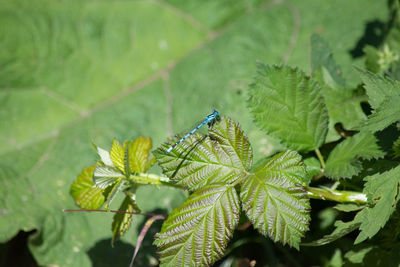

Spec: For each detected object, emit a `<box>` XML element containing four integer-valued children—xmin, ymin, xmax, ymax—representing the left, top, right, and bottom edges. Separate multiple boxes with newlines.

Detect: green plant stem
<box><xmin>305</xmin><ymin>186</ymin><xmax>367</xmax><ymax>204</ymax></box>
<box><xmin>314</xmin><ymin>148</ymin><xmax>326</xmax><ymax>169</ymax></box>
<box><xmin>130</xmin><ymin>173</ymin><xmax>185</xmax><ymax>189</ymax></box>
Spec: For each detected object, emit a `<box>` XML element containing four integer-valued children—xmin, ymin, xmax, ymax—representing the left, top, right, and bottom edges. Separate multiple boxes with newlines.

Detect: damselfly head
<box><xmin>213</xmin><ymin>109</ymin><xmax>221</xmax><ymax>121</ymax></box>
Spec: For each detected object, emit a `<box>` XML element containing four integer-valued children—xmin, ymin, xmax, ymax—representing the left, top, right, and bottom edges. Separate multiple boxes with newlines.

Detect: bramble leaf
<box><xmin>93</xmin><ymin>166</ymin><xmax>126</xmax><ymax>210</ymax></box>
<box><xmin>357</xmin><ymin>67</ymin><xmax>400</xmax><ymax>109</ymax></box>
<box><xmin>154</xmin><ymin>184</ymin><xmax>240</xmax><ymax>267</ymax></box>
<box><xmin>93</xmin><ymin>144</ymin><xmax>114</xmax><ymax>167</ymax></box>
<box><xmin>248</xmin><ymin>64</ymin><xmax>329</xmax><ymax>151</ymax></box>
<box><xmin>70</xmin><ymin>165</ymin><xmax>105</xmax><ymax>209</ymax></box>
<box><xmin>154</xmin><ymin>117</ymin><xmax>252</xmax><ymax>191</ymax></box>
<box><xmin>240</xmin><ymin>150</ymin><xmax>310</xmax><ymax>249</ymax></box>
<box><xmin>325</xmin><ymin>133</ymin><xmax>385</xmax><ymax>179</ymax></box>
<box><xmin>358</xmin><ymin>95</ymin><xmax>400</xmax><ymax>132</ymax></box>
<box><xmin>355</xmin><ymin>165</ymin><xmax>400</xmax><ymax>244</ymax></box>
<box><xmin>302</xmin><ymin>220</ymin><xmax>360</xmax><ymax>246</ymax></box>
<box><xmin>111</xmin><ymin>195</ymin><xmax>141</xmax><ymax>246</ymax></box>
<box><xmin>310</xmin><ymin>33</ymin><xmax>345</xmax><ymax>86</ymax></box>
<box><xmin>93</xmin><ymin>166</ymin><xmax>124</xmax><ymax>189</ymax></box>
<box><xmin>104</xmin><ymin>178</ymin><xmax>126</xmax><ymax>210</ymax></box>
<box><xmin>110</xmin><ymin>139</ymin><xmax>127</xmax><ymax>174</ymax></box>
<box><xmin>129</xmin><ymin>136</ymin><xmax>153</xmax><ymax>173</ymax></box>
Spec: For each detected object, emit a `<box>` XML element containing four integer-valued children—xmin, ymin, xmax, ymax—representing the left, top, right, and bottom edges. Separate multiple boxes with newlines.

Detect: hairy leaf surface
<box><xmin>358</xmin><ymin>95</ymin><xmax>400</xmax><ymax>132</ymax></box>
<box><xmin>248</xmin><ymin>64</ymin><xmax>329</xmax><ymax>151</ymax></box>
<box><xmin>240</xmin><ymin>150</ymin><xmax>310</xmax><ymax>249</ymax></box>
<box><xmin>154</xmin><ymin>117</ymin><xmax>252</xmax><ymax>191</ymax></box>
<box><xmin>104</xmin><ymin>178</ymin><xmax>125</xmax><ymax>210</ymax></box>
<box><xmin>325</xmin><ymin>133</ymin><xmax>385</xmax><ymax>179</ymax></box>
<box><xmin>355</xmin><ymin>165</ymin><xmax>400</xmax><ymax>244</ymax></box>
<box><xmin>110</xmin><ymin>139</ymin><xmax>127</xmax><ymax>174</ymax></box>
<box><xmin>94</xmin><ymin>145</ymin><xmax>114</xmax><ymax>167</ymax></box>
<box><xmin>93</xmin><ymin>166</ymin><xmax>124</xmax><ymax>189</ymax></box>
<box><xmin>154</xmin><ymin>184</ymin><xmax>240</xmax><ymax>267</ymax></box>
<box><xmin>357</xmin><ymin>68</ymin><xmax>400</xmax><ymax>109</ymax></box>
<box><xmin>70</xmin><ymin>165</ymin><xmax>105</xmax><ymax>209</ymax></box>
<box><xmin>129</xmin><ymin>137</ymin><xmax>153</xmax><ymax>173</ymax></box>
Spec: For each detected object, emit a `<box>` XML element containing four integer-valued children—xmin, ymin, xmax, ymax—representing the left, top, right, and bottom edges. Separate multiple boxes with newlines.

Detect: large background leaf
<box><xmin>0</xmin><ymin>0</ymin><xmax>388</xmax><ymax>266</ymax></box>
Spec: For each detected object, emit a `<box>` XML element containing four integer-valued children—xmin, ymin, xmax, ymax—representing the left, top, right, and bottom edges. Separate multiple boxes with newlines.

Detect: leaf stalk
<box><xmin>314</xmin><ymin>148</ymin><xmax>326</xmax><ymax>169</ymax></box>
<box><xmin>305</xmin><ymin>186</ymin><xmax>367</xmax><ymax>204</ymax></box>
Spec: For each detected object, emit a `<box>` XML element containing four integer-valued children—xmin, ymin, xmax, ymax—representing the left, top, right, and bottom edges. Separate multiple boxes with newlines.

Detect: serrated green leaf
<box><xmin>248</xmin><ymin>64</ymin><xmax>329</xmax><ymax>151</ymax></box>
<box><xmin>111</xmin><ymin>195</ymin><xmax>141</xmax><ymax>246</ymax></box>
<box><xmin>129</xmin><ymin>136</ymin><xmax>153</xmax><ymax>173</ymax></box>
<box><xmin>93</xmin><ymin>166</ymin><xmax>124</xmax><ymax>189</ymax></box>
<box><xmin>154</xmin><ymin>184</ymin><xmax>240</xmax><ymax>267</ymax></box>
<box><xmin>104</xmin><ymin>178</ymin><xmax>125</xmax><ymax>210</ymax></box>
<box><xmin>310</xmin><ymin>33</ymin><xmax>345</xmax><ymax>86</ymax></box>
<box><xmin>358</xmin><ymin>95</ymin><xmax>400</xmax><ymax>132</ymax></box>
<box><xmin>333</xmin><ymin>203</ymin><xmax>365</xmax><ymax>212</ymax></box>
<box><xmin>357</xmin><ymin>67</ymin><xmax>400</xmax><ymax>109</ymax></box>
<box><xmin>302</xmin><ymin>220</ymin><xmax>360</xmax><ymax>246</ymax></box>
<box><xmin>70</xmin><ymin>165</ymin><xmax>105</xmax><ymax>209</ymax></box>
<box><xmin>240</xmin><ymin>150</ymin><xmax>310</xmax><ymax>249</ymax></box>
<box><xmin>93</xmin><ymin>144</ymin><xmax>114</xmax><ymax>167</ymax></box>
<box><xmin>110</xmin><ymin>139</ymin><xmax>126</xmax><ymax>173</ymax></box>
<box><xmin>154</xmin><ymin>116</ymin><xmax>252</xmax><ymax>191</ymax></box>
<box><xmin>355</xmin><ymin>165</ymin><xmax>400</xmax><ymax>244</ymax></box>
<box><xmin>325</xmin><ymin>133</ymin><xmax>385</xmax><ymax>179</ymax></box>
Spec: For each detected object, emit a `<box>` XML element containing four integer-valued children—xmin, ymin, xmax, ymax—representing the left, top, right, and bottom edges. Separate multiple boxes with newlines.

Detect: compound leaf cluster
<box><xmin>154</xmin><ymin>117</ymin><xmax>310</xmax><ymax>266</ymax></box>
<box><xmin>70</xmin><ymin>136</ymin><xmax>155</xmax><ymax>244</ymax></box>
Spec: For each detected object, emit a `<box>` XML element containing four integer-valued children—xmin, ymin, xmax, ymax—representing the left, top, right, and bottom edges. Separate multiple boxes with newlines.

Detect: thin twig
<box><xmin>129</xmin><ymin>215</ymin><xmax>165</xmax><ymax>267</ymax></box>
